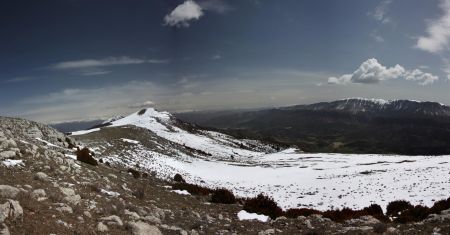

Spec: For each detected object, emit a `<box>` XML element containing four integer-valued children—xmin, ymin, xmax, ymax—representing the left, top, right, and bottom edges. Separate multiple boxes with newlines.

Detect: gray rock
<box><xmin>100</xmin><ymin>215</ymin><xmax>123</xmax><ymax>227</ymax></box>
<box><xmin>59</xmin><ymin>187</ymin><xmax>80</xmax><ymax>205</ymax></box>
<box><xmin>31</xmin><ymin>189</ymin><xmax>46</xmax><ymax>199</ymax></box>
<box><xmin>258</xmin><ymin>228</ymin><xmax>275</xmax><ymax>235</ymax></box>
<box><xmin>34</xmin><ymin>172</ymin><xmax>49</xmax><ymax>181</ymax></box>
<box><xmin>63</xmin><ymin>194</ymin><xmax>81</xmax><ymax>205</ymax></box>
<box><xmin>127</xmin><ymin>221</ymin><xmax>162</xmax><ymax>235</ymax></box>
<box><xmin>304</xmin><ymin>219</ymin><xmax>313</xmax><ymax>229</ymax></box>
<box><xmin>54</xmin><ymin>204</ymin><xmax>73</xmax><ymax>214</ymax></box>
<box><xmin>0</xmin><ymin>200</ymin><xmax>23</xmax><ymax>223</ymax></box>
<box><xmin>0</xmin><ymin>151</ymin><xmax>16</xmax><ymax>160</ymax></box>
<box><xmin>0</xmin><ymin>185</ymin><xmax>20</xmax><ymax>198</ymax></box>
<box><xmin>124</xmin><ymin>209</ymin><xmax>140</xmax><ymax>220</ymax></box>
<box><xmin>142</xmin><ymin>215</ymin><xmax>161</xmax><ymax>224</ymax></box>
<box><xmin>97</xmin><ymin>222</ymin><xmax>109</xmax><ymax>232</ymax></box>
<box><xmin>83</xmin><ymin>211</ymin><xmax>92</xmax><ymax>218</ymax></box>
<box><xmin>59</xmin><ymin>187</ymin><xmax>75</xmax><ymax>196</ymax></box>
<box><xmin>0</xmin><ymin>223</ymin><xmax>9</xmax><ymax>235</ymax></box>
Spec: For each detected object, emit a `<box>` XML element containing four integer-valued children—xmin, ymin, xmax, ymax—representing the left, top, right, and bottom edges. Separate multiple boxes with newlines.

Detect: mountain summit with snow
<box><xmin>286</xmin><ymin>98</ymin><xmax>450</xmax><ymax>117</ymax></box>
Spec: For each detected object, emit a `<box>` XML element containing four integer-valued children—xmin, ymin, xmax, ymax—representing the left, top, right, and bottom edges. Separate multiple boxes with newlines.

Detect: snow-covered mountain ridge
<box><xmin>72</xmin><ymin>108</ymin><xmax>276</xmax><ymax>160</ymax></box>
<box><xmin>286</xmin><ymin>98</ymin><xmax>450</xmax><ymax>116</ymax></box>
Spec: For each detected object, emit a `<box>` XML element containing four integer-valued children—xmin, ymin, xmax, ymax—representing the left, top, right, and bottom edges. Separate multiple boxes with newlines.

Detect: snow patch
<box><xmin>237</xmin><ymin>210</ymin><xmax>269</xmax><ymax>222</ymax></box>
<box><xmin>172</xmin><ymin>190</ymin><xmax>191</xmax><ymax>195</ymax></box>
<box><xmin>121</xmin><ymin>138</ymin><xmax>140</xmax><ymax>144</ymax></box>
<box><xmin>100</xmin><ymin>189</ymin><xmax>120</xmax><ymax>197</ymax></box>
<box><xmin>1</xmin><ymin>159</ymin><xmax>24</xmax><ymax>167</ymax></box>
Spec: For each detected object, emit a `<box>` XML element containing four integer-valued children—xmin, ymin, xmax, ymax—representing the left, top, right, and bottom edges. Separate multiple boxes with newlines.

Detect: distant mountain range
<box><xmin>176</xmin><ymin>98</ymin><xmax>450</xmax><ymax>155</ymax></box>
<box><xmin>285</xmin><ymin>98</ymin><xmax>450</xmax><ymax>117</ymax></box>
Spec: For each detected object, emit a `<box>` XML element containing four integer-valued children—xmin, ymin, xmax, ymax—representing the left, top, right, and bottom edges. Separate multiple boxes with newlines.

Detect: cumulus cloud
<box><xmin>164</xmin><ymin>0</ymin><xmax>204</xmax><ymax>27</ymax></box>
<box><xmin>404</xmin><ymin>69</ymin><xmax>439</xmax><ymax>85</ymax></box>
<box><xmin>328</xmin><ymin>58</ymin><xmax>438</xmax><ymax>86</ymax></box>
<box><xmin>164</xmin><ymin>0</ymin><xmax>230</xmax><ymax>27</ymax></box>
<box><xmin>416</xmin><ymin>0</ymin><xmax>450</xmax><ymax>53</ymax></box>
<box><xmin>369</xmin><ymin>0</ymin><xmax>392</xmax><ymax>24</ymax></box>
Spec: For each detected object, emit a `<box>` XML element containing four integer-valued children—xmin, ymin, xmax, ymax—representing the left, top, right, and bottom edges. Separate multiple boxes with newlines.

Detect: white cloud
<box><xmin>50</xmin><ymin>56</ymin><xmax>148</xmax><ymax>70</ymax></box>
<box><xmin>404</xmin><ymin>69</ymin><xmax>439</xmax><ymax>85</ymax></box>
<box><xmin>370</xmin><ymin>31</ymin><xmax>385</xmax><ymax>42</ymax></box>
<box><xmin>164</xmin><ymin>0</ymin><xmax>204</xmax><ymax>27</ymax></box>
<box><xmin>416</xmin><ymin>0</ymin><xmax>450</xmax><ymax>53</ymax></box>
<box><xmin>369</xmin><ymin>0</ymin><xmax>392</xmax><ymax>24</ymax></box>
<box><xmin>328</xmin><ymin>58</ymin><xmax>438</xmax><ymax>86</ymax></box>
<box><xmin>3</xmin><ymin>76</ymin><xmax>35</xmax><ymax>83</ymax></box>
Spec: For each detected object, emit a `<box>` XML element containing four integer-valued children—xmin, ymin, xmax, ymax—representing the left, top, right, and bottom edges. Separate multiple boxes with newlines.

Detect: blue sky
<box><xmin>1</xmin><ymin>0</ymin><xmax>450</xmax><ymax>122</ymax></box>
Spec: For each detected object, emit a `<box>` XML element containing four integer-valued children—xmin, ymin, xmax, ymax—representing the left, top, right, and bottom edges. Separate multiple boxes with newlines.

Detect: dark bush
<box><xmin>322</xmin><ymin>208</ymin><xmax>368</xmax><ymax>223</ymax></box>
<box><xmin>66</xmin><ymin>137</ymin><xmax>76</xmax><ymax>149</ymax></box>
<box><xmin>386</xmin><ymin>200</ymin><xmax>413</xmax><ymax>217</ymax></box>
<box><xmin>243</xmin><ymin>193</ymin><xmax>283</xmax><ymax>219</ymax></box>
<box><xmin>142</xmin><ymin>172</ymin><xmax>149</xmax><ymax>178</ymax></box>
<box><xmin>363</xmin><ymin>204</ymin><xmax>383</xmax><ymax>216</ymax></box>
<box><xmin>172</xmin><ymin>183</ymin><xmax>212</xmax><ymax>196</ymax></box>
<box><xmin>128</xmin><ymin>168</ymin><xmax>141</xmax><ymax>179</ymax></box>
<box><xmin>395</xmin><ymin>205</ymin><xmax>430</xmax><ymax>223</ymax></box>
<box><xmin>138</xmin><ymin>109</ymin><xmax>147</xmax><ymax>115</ymax></box>
<box><xmin>430</xmin><ymin>197</ymin><xmax>450</xmax><ymax>214</ymax></box>
<box><xmin>211</xmin><ymin>188</ymin><xmax>236</xmax><ymax>204</ymax></box>
<box><xmin>173</xmin><ymin>173</ymin><xmax>186</xmax><ymax>183</ymax></box>
<box><xmin>285</xmin><ymin>208</ymin><xmax>322</xmax><ymax>218</ymax></box>
<box><xmin>362</xmin><ymin>204</ymin><xmax>388</xmax><ymax>221</ymax></box>
<box><xmin>76</xmin><ymin>147</ymin><xmax>98</xmax><ymax>166</ymax></box>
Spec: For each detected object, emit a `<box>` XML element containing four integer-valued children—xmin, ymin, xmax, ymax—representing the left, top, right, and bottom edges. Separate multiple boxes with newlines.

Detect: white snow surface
<box><xmin>75</xmin><ymin>108</ymin><xmax>450</xmax><ymax>211</ymax></box>
<box><xmin>237</xmin><ymin>210</ymin><xmax>269</xmax><ymax>222</ymax></box>
<box><xmin>107</xmin><ymin>145</ymin><xmax>450</xmax><ymax>211</ymax></box>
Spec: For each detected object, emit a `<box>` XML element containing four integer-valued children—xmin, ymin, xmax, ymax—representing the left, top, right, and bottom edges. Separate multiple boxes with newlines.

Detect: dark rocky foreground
<box><xmin>1</xmin><ymin>116</ymin><xmax>450</xmax><ymax>235</ymax></box>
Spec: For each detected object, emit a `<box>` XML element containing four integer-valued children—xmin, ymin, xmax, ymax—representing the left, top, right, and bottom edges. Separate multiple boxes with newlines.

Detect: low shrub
<box><xmin>172</xmin><ymin>183</ymin><xmax>212</xmax><ymax>196</ymax></box>
<box><xmin>173</xmin><ymin>173</ymin><xmax>186</xmax><ymax>183</ymax></box>
<box><xmin>363</xmin><ymin>204</ymin><xmax>383</xmax><ymax>216</ymax></box>
<box><xmin>128</xmin><ymin>168</ymin><xmax>141</xmax><ymax>179</ymax></box>
<box><xmin>211</xmin><ymin>188</ymin><xmax>236</xmax><ymax>204</ymax></box>
<box><xmin>322</xmin><ymin>208</ymin><xmax>368</xmax><ymax>223</ymax></box>
<box><xmin>429</xmin><ymin>197</ymin><xmax>450</xmax><ymax>214</ymax></box>
<box><xmin>76</xmin><ymin>147</ymin><xmax>98</xmax><ymax>166</ymax></box>
<box><xmin>395</xmin><ymin>205</ymin><xmax>430</xmax><ymax>223</ymax></box>
<box><xmin>285</xmin><ymin>208</ymin><xmax>321</xmax><ymax>218</ymax></box>
<box><xmin>386</xmin><ymin>200</ymin><xmax>413</xmax><ymax>217</ymax></box>
<box><xmin>243</xmin><ymin>193</ymin><xmax>283</xmax><ymax>219</ymax></box>
<box><xmin>363</xmin><ymin>204</ymin><xmax>387</xmax><ymax>221</ymax></box>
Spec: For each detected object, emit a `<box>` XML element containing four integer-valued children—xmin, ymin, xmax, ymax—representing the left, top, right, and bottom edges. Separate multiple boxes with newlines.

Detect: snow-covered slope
<box><xmin>72</xmin><ymin>108</ymin><xmax>273</xmax><ymax>159</ymax></box>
